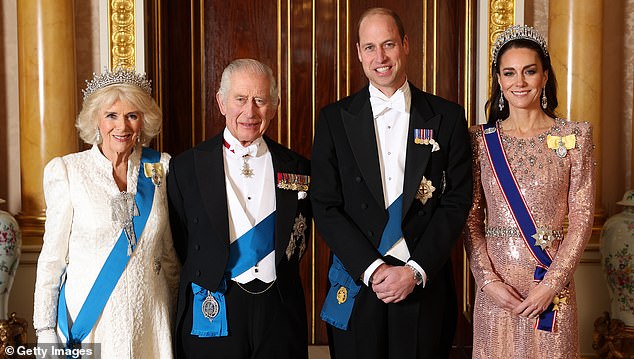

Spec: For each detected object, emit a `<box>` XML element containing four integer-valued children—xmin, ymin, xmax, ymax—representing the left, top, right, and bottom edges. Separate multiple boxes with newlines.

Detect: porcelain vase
<box><xmin>0</xmin><ymin>199</ymin><xmax>21</xmax><ymax>321</ymax></box>
<box><xmin>600</xmin><ymin>206</ymin><xmax>634</xmax><ymax>327</ymax></box>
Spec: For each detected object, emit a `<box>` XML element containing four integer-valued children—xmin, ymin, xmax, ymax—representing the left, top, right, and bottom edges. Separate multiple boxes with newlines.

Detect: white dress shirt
<box><xmin>362</xmin><ymin>82</ymin><xmax>427</xmax><ymax>287</ymax></box>
<box><xmin>223</xmin><ymin>129</ymin><xmax>276</xmax><ymax>284</ymax></box>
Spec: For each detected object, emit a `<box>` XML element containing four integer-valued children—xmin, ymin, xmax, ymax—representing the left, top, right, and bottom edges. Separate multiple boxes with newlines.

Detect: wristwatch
<box><xmin>406</xmin><ymin>264</ymin><xmax>423</xmax><ymax>286</ymax></box>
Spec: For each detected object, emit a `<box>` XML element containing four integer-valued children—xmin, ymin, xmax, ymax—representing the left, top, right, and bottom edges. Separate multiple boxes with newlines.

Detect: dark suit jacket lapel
<box><xmin>194</xmin><ymin>135</ymin><xmax>230</xmax><ymax>244</ymax></box>
<box><xmin>266</xmin><ymin>137</ymin><xmax>299</xmax><ymax>265</ymax></box>
<box><xmin>342</xmin><ymin>87</ymin><xmax>385</xmax><ymax>207</ymax></box>
<box><xmin>402</xmin><ymin>85</ymin><xmax>441</xmax><ymax>216</ymax></box>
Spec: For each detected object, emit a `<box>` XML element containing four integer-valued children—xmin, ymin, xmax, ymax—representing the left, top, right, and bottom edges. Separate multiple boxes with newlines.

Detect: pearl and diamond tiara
<box><xmin>492</xmin><ymin>25</ymin><xmax>549</xmax><ymax>66</ymax></box>
<box><xmin>82</xmin><ymin>67</ymin><xmax>152</xmax><ymax>100</ymax></box>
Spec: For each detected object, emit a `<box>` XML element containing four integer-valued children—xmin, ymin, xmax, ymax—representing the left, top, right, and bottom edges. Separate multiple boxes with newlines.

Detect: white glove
<box><xmin>36</xmin><ymin>329</ymin><xmax>62</xmax><ymax>359</ymax></box>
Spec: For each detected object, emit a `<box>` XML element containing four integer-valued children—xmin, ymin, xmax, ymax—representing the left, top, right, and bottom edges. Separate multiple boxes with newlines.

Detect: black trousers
<box><xmin>328</xmin><ymin>279</ymin><xmax>457</xmax><ymax>359</ymax></box>
<box><xmin>179</xmin><ymin>280</ymin><xmax>308</xmax><ymax>359</ymax></box>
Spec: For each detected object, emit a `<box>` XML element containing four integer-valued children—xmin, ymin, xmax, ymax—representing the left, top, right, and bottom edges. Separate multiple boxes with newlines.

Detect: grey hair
<box><xmin>217</xmin><ymin>59</ymin><xmax>278</xmax><ymax>103</ymax></box>
<box><xmin>76</xmin><ymin>83</ymin><xmax>162</xmax><ymax>146</ymax></box>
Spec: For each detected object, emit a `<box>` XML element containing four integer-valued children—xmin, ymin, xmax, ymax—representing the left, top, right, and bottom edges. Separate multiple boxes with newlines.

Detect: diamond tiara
<box><xmin>82</xmin><ymin>67</ymin><xmax>152</xmax><ymax>100</ymax></box>
<box><xmin>492</xmin><ymin>25</ymin><xmax>549</xmax><ymax>66</ymax></box>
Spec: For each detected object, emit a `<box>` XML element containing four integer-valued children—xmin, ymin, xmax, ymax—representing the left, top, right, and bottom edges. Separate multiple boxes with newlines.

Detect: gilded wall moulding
<box><xmin>110</xmin><ymin>0</ymin><xmax>136</xmax><ymax>70</ymax></box>
<box><xmin>488</xmin><ymin>0</ymin><xmax>515</xmax><ymax>66</ymax></box>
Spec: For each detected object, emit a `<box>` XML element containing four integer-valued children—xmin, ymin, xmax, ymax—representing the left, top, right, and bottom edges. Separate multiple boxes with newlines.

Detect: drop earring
<box><xmin>96</xmin><ymin>129</ymin><xmax>101</xmax><ymax>143</ymax></box>
<box><xmin>498</xmin><ymin>92</ymin><xmax>505</xmax><ymax>112</ymax></box>
<box><xmin>541</xmin><ymin>87</ymin><xmax>548</xmax><ymax>110</ymax></box>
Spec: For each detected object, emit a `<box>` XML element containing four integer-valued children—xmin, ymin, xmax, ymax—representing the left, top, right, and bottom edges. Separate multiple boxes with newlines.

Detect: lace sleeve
<box><xmin>33</xmin><ymin>157</ymin><xmax>72</xmax><ymax>330</ymax></box>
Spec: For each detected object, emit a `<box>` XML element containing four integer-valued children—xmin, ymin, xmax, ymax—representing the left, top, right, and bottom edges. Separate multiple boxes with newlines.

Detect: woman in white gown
<box><xmin>33</xmin><ymin>68</ymin><xmax>180</xmax><ymax>358</ymax></box>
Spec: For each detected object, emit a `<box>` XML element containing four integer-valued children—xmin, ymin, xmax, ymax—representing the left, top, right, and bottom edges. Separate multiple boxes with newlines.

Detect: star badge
<box><xmin>532</xmin><ymin>228</ymin><xmax>555</xmax><ymax>250</ymax></box>
<box><xmin>552</xmin><ymin>288</ymin><xmax>570</xmax><ymax>311</ymax></box>
<box><xmin>416</xmin><ymin>176</ymin><xmax>436</xmax><ymax>205</ymax></box>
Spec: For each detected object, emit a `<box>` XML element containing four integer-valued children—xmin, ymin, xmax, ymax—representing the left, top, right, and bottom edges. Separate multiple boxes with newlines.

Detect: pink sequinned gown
<box><xmin>464</xmin><ymin>119</ymin><xmax>595</xmax><ymax>359</ymax></box>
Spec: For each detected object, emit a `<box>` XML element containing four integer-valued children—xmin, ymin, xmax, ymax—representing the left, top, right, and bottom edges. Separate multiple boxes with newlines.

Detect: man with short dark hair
<box><xmin>312</xmin><ymin>8</ymin><xmax>472</xmax><ymax>359</ymax></box>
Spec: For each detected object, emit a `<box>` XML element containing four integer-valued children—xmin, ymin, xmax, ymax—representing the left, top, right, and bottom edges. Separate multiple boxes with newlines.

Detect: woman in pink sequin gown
<box><xmin>464</xmin><ymin>25</ymin><xmax>595</xmax><ymax>358</ymax></box>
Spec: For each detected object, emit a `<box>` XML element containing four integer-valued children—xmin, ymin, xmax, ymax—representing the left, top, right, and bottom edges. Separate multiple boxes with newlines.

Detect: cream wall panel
<box><xmin>1</xmin><ymin>0</ymin><xmax>20</xmax><ymax>215</ymax></box>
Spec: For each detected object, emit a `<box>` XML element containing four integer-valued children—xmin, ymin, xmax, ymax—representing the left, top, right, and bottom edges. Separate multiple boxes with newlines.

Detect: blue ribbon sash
<box><xmin>57</xmin><ymin>148</ymin><xmax>160</xmax><ymax>348</ymax></box>
<box><xmin>481</xmin><ymin>124</ymin><xmax>557</xmax><ymax>331</ymax></box>
<box><xmin>321</xmin><ymin>195</ymin><xmax>403</xmax><ymax>330</ymax></box>
<box><xmin>191</xmin><ymin>281</ymin><xmax>228</xmax><ymax>337</ymax></box>
<box><xmin>226</xmin><ymin>212</ymin><xmax>276</xmax><ymax>278</ymax></box>
<box><xmin>190</xmin><ymin>212</ymin><xmax>276</xmax><ymax>338</ymax></box>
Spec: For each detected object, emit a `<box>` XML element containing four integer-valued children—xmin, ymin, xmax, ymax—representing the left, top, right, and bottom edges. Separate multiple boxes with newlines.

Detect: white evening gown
<box><xmin>34</xmin><ymin>145</ymin><xmax>180</xmax><ymax>358</ymax></box>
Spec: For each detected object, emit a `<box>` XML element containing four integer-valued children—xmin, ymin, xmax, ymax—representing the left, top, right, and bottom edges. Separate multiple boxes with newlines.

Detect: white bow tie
<box><xmin>225</xmin><ymin>141</ymin><xmax>257</xmax><ymax>158</ymax></box>
<box><xmin>234</xmin><ymin>144</ymin><xmax>257</xmax><ymax>158</ymax></box>
<box><xmin>370</xmin><ymin>91</ymin><xmax>406</xmax><ymax>118</ymax></box>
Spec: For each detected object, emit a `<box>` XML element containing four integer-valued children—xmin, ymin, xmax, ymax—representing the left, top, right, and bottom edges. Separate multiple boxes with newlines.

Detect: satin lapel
<box><xmin>402</xmin><ymin>88</ymin><xmax>441</xmax><ymax>216</ymax></box>
<box><xmin>194</xmin><ymin>136</ymin><xmax>230</xmax><ymax>244</ymax></box>
<box><xmin>342</xmin><ymin>90</ymin><xmax>384</xmax><ymax>207</ymax></box>
<box><xmin>265</xmin><ymin>138</ymin><xmax>298</xmax><ymax>265</ymax></box>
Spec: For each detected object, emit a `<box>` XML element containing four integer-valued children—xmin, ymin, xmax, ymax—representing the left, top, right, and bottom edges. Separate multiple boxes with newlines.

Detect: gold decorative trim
<box><xmin>488</xmin><ymin>0</ymin><xmax>515</xmax><ymax>94</ymax></box>
<box><xmin>346</xmin><ymin>0</ymin><xmax>350</xmax><ymax>97</ymax></box>
<box><xmin>422</xmin><ymin>0</ymin><xmax>427</xmax><ymax>91</ymax></box>
<box><xmin>109</xmin><ymin>0</ymin><xmax>136</xmax><ymax>70</ymax></box>
<box><xmin>286</xmin><ymin>0</ymin><xmax>292</xmax><ymax>147</ymax></box>
<box><xmin>311</xmin><ymin>0</ymin><xmax>316</xmax><ymax>344</ymax></box>
<box><xmin>190</xmin><ymin>0</ymin><xmax>196</xmax><ymax>146</ymax></box>
<box><xmin>432</xmin><ymin>0</ymin><xmax>438</xmax><ymax>94</ymax></box>
<box><xmin>199</xmin><ymin>0</ymin><xmax>206</xmax><ymax>142</ymax></box>
<box><xmin>277</xmin><ymin>0</ymin><xmax>282</xmax><ymax>143</ymax></box>
<box><xmin>150</xmin><ymin>0</ymin><xmax>164</xmax><ymax>150</ymax></box>
<box><xmin>463</xmin><ymin>0</ymin><xmax>474</xmax><ymax>320</ymax></box>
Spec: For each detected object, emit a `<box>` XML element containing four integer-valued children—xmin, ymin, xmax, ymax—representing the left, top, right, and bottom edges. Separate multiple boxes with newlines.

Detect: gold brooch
<box><xmin>143</xmin><ymin>163</ymin><xmax>164</xmax><ymax>186</ymax></box>
<box><xmin>336</xmin><ymin>286</ymin><xmax>348</xmax><ymax>304</ymax></box>
<box><xmin>547</xmin><ymin>134</ymin><xmax>576</xmax><ymax>158</ymax></box>
<box><xmin>416</xmin><ymin>176</ymin><xmax>435</xmax><ymax>205</ymax></box>
<box><xmin>552</xmin><ymin>288</ymin><xmax>570</xmax><ymax>311</ymax></box>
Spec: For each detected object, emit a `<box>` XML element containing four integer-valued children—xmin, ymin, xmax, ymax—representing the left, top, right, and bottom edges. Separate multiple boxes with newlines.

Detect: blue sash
<box><xmin>481</xmin><ymin>124</ymin><xmax>556</xmax><ymax>331</ymax></box>
<box><xmin>321</xmin><ymin>195</ymin><xmax>403</xmax><ymax>330</ymax></box>
<box><xmin>191</xmin><ymin>212</ymin><xmax>276</xmax><ymax>337</ymax></box>
<box><xmin>57</xmin><ymin>148</ymin><xmax>160</xmax><ymax>348</ymax></box>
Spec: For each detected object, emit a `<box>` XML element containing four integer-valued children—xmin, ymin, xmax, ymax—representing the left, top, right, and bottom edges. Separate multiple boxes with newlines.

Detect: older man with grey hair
<box><xmin>168</xmin><ymin>58</ymin><xmax>311</xmax><ymax>359</ymax></box>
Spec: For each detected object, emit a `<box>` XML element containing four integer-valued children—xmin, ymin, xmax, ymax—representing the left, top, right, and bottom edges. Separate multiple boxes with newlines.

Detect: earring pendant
<box><xmin>541</xmin><ymin>89</ymin><xmax>548</xmax><ymax>110</ymax></box>
<box><xmin>498</xmin><ymin>93</ymin><xmax>505</xmax><ymax>111</ymax></box>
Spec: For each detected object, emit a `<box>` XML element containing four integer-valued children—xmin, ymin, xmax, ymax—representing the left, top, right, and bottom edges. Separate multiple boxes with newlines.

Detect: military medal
<box><xmin>277</xmin><ymin>172</ymin><xmax>310</xmax><ymax>191</ymax></box>
<box><xmin>202</xmin><ymin>292</ymin><xmax>220</xmax><ymax>320</ymax></box>
<box><xmin>414</xmin><ymin>128</ymin><xmax>433</xmax><ymax>145</ymax></box>
<box><xmin>336</xmin><ymin>286</ymin><xmax>348</xmax><ymax>304</ymax></box>
<box><xmin>414</xmin><ymin>128</ymin><xmax>440</xmax><ymax>151</ymax></box>
<box><xmin>241</xmin><ymin>155</ymin><xmax>254</xmax><ymax>178</ymax></box>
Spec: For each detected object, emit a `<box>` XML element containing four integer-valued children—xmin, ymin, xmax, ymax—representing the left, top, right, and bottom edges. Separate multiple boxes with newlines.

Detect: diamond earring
<box><xmin>96</xmin><ymin>129</ymin><xmax>101</xmax><ymax>143</ymax></box>
<box><xmin>541</xmin><ymin>87</ymin><xmax>548</xmax><ymax>110</ymax></box>
<box><xmin>498</xmin><ymin>92</ymin><xmax>505</xmax><ymax>112</ymax></box>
